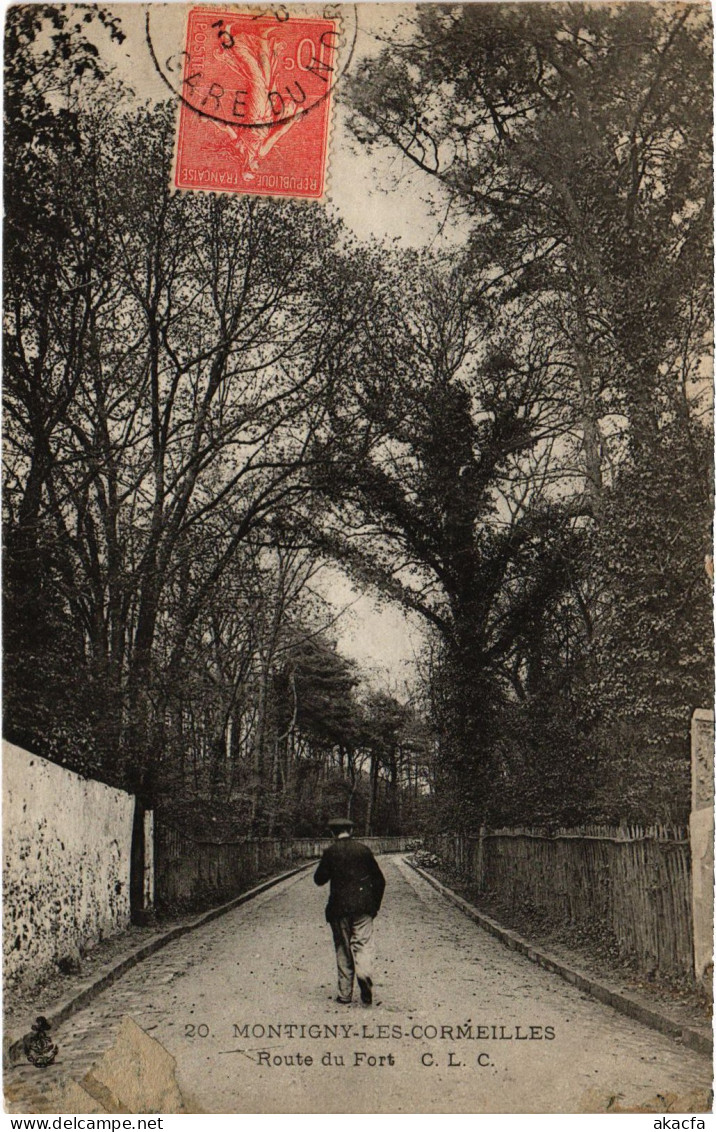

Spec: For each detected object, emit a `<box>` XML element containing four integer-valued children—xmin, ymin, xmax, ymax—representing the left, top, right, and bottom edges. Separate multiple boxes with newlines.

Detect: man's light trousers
<box><xmin>330</xmin><ymin>914</ymin><xmax>374</xmax><ymax>1000</ymax></box>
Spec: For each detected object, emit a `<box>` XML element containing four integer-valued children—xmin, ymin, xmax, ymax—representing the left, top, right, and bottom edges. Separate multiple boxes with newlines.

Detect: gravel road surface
<box><xmin>6</xmin><ymin>856</ymin><xmax>712</xmax><ymax>1114</ymax></box>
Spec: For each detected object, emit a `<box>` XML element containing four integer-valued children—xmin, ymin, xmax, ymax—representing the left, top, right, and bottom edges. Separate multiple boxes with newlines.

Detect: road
<box><xmin>5</xmin><ymin>856</ymin><xmax>712</xmax><ymax>1114</ymax></box>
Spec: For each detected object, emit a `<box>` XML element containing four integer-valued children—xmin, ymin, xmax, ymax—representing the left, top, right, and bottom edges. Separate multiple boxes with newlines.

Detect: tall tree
<box><xmin>346</xmin><ymin>3</ymin><xmax>713</xmax><ymax>824</ymax></box>
<box><xmin>4</xmin><ymin>82</ymin><xmax>374</xmax><ymax>804</ymax></box>
<box><xmin>310</xmin><ymin>255</ymin><xmax>583</xmax><ymax>823</ymax></box>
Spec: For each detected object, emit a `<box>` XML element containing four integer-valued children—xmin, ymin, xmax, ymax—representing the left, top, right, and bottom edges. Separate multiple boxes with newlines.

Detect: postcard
<box><xmin>3</xmin><ymin>1</ymin><xmax>713</xmax><ymax>1118</ymax></box>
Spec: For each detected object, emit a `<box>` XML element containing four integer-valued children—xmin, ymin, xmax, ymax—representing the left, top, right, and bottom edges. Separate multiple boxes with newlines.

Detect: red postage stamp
<box><xmin>174</xmin><ymin>8</ymin><xmax>338</xmax><ymax>199</ymax></box>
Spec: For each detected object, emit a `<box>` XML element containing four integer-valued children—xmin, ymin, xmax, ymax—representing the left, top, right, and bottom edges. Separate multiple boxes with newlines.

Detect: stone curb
<box><xmin>407</xmin><ymin>859</ymin><xmax>713</xmax><ymax>1058</ymax></box>
<box><xmin>5</xmin><ymin>861</ymin><xmax>315</xmax><ymax>1067</ymax></box>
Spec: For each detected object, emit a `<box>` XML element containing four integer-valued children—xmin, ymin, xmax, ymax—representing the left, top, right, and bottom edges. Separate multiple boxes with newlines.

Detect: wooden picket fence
<box><xmin>155</xmin><ymin>827</ymin><xmax>409</xmax><ymax>911</ymax></box>
<box><xmin>428</xmin><ymin>824</ymin><xmax>694</xmax><ymax>982</ymax></box>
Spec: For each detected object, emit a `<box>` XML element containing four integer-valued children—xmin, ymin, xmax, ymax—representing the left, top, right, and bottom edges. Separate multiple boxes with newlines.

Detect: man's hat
<box><xmin>327</xmin><ymin>816</ymin><xmax>354</xmax><ymax>831</ymax></box>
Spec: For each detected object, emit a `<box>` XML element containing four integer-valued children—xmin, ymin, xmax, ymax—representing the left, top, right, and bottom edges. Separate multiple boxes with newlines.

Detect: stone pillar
<box><xmin>131</xmin><ymin>803</ymin><xmax>155</xmax><ymax>924</ymax></box>
<box><xmin>143</xmin><ymin>809</ymin><xmax>155</xmax><ymax>913</ymax></box>
<box><xmin>690</xmin><ymin>709</ymin><xmax>714</xmax><ymax>993</ymax></box>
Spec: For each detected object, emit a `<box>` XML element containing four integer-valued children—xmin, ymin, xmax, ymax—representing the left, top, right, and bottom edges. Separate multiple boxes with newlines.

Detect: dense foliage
<box><xmin>4</xmin><ymin>4</ymin><xmax>712</xmax><ymax>845</ymax></box>
<box><xmin>3</xmin><ymin>8</ymin><xmax>427</xmax><ymax>837</ymax></box>
<box><xmin>340</xmin><ymin>1</ymin><xmax>713</xmax><ymax>826</ymax></box>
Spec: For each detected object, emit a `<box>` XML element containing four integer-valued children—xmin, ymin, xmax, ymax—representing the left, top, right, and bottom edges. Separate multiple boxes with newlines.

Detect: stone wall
<box><xmin>690</xmin><ymin>709</ymin><xmax>714</xmax><ymax>993</ymax></box>
<box><xmin>3</xmin><ymin>742</ymin><xmax>135</xmax><ymax>988</ymax></box>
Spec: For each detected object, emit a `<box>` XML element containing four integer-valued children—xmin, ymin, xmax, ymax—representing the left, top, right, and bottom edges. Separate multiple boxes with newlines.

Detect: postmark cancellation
<box><xmin>172</xmin><ymin>6</ymin><xmax>340</xmax><ymax>199</ymax></box>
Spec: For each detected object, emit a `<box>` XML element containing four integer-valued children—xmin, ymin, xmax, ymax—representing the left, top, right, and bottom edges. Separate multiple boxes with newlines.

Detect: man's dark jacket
<box><xmin>314</xmin><ymin>838</ymin><xmax>386</xmax><ymax>923</ymax></box>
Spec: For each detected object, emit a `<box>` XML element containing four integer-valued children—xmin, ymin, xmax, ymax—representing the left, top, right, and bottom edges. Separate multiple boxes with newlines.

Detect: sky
<box><xmin>92</xmin><ymin>2</ymin><xmax>454</xmax><ymax>687</ymax></box>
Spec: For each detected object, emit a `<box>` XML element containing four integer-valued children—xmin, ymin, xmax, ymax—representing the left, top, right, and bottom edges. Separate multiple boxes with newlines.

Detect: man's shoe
<box><xmin>357</xmin><ymin>977</ymin><xmax>372</xmax><ymax>1005</ymax></box>
<box><xmin>336</xmin><ymin>995</ymin><xmax>352</xmax><ymax>1004</ymax></box>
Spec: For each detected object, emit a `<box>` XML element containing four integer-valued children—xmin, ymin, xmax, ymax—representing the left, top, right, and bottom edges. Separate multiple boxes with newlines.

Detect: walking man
<box><xmin>314</xmin><ymin>817</ymin><xmax>386</xmax><ymax>1005</ymax></box>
